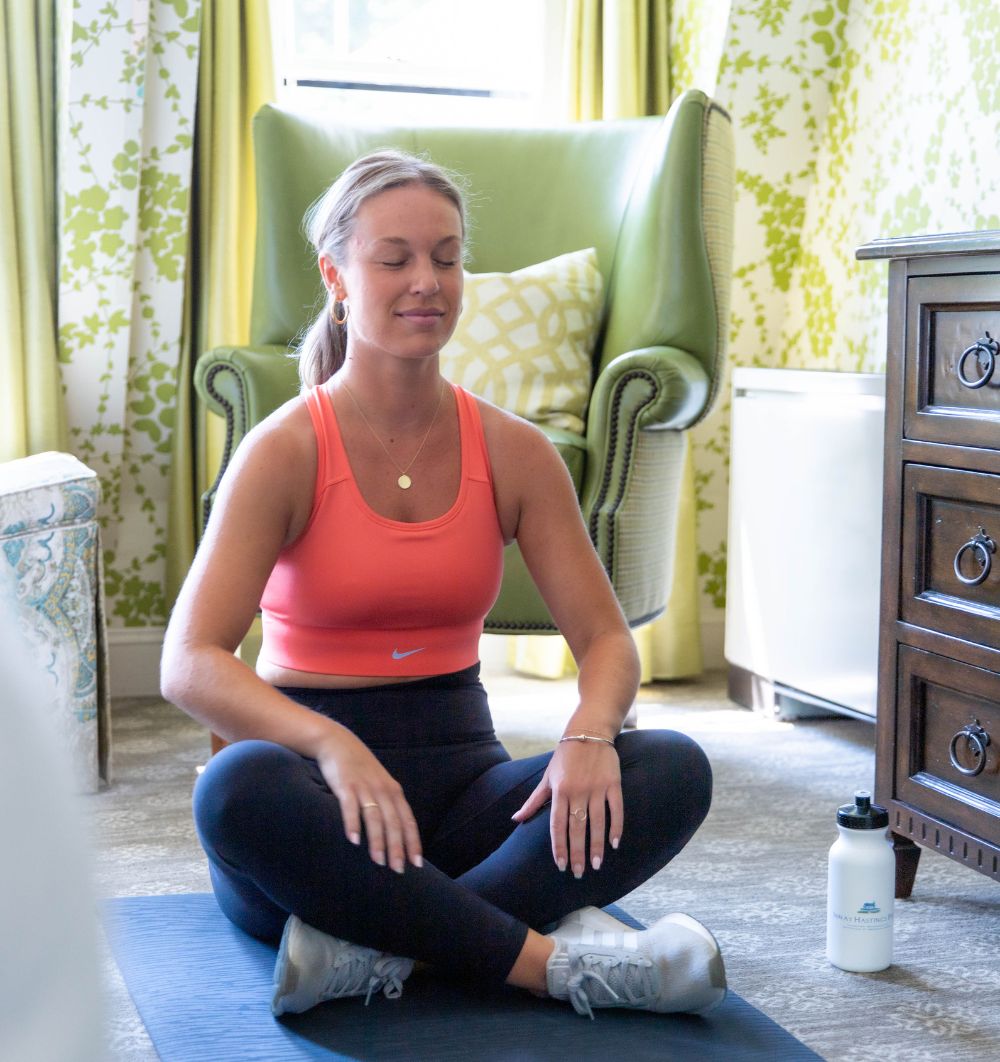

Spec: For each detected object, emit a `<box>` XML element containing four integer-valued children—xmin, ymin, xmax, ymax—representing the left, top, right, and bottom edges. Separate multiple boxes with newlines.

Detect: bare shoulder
<box><xmin>238</xmin><ymin>391</ymin><xmax>314</xmax><ymax>467</ymax></box>
<box><xmin>474</xmin><ymin>396</ymin><xmax>563</xmax><ymax>479</ymax></box>
<box><xmin>474</xmin><ymin>395</ymin><xmax>553</xmax><ymax>455</ymax></box>
<box><xmin>472</xmin><ymin>395</ymin><xmax>577</xmax><ymax>540</ymax></box>
<box><xmin>214</xmin><ymin>391</ymin><xmax>317</xmax><ymax>544</ymax></box>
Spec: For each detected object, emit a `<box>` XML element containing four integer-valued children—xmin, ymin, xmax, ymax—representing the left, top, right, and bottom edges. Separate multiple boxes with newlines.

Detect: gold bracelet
<box><xmin>559</xmin><ymin>733</ymin><xmax>616</xmax><ymax>748</ymax></box>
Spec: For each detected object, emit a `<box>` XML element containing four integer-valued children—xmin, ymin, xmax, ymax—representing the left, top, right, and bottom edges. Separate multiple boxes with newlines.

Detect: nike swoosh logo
<box><xmin>392</xmin><ymin>648</ymin><xmax>425</xmax><ymax>660</ymax></box>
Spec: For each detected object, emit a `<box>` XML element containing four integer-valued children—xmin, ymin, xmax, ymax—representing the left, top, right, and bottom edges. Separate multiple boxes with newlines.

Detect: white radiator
<box><xmin>724</xmin><ymin>368</ymin><xmax>885</xmax><ymax>720</ymax></box>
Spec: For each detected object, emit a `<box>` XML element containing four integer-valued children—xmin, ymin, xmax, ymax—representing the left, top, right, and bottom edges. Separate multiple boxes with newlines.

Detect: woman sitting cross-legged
<box><xmin>161</xmin><ymin>149</ymin><xmax>726</xmax><ymax>1021</ymax></box>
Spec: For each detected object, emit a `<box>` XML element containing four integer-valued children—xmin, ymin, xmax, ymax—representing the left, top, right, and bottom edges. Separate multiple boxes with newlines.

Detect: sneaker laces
<box><xmin>365</xmin><ymin>955</ymin><xmax>415</xmax><ymax>1005</ymax></box>
<box><xmin>566</xmin><ymin>952</ymin><xmax>657</xmax><ymax>1020</ymax></box>
<box><xmin>314</xmin><ymin>946</ymin><xmax>412</xmax><ymax>1007</ymax></box>
<box><xmin>313</xmin><ymin>947</ymin><xmax>380</xmax><ymax>1006</ymax></box>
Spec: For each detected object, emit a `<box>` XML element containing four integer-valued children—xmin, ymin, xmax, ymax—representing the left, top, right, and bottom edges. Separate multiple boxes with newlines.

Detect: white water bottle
<box><xmin>826</xmin><ymin>790</ymin><xmax>895</xmax><ymax>972</ymax></box>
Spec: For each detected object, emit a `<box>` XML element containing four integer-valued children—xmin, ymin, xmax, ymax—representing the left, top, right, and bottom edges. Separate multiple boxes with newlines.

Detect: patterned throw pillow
<box><xmin>439</xmin><ymin>248</ymin><xmax>603</xmax><ymax>436</ymax></box>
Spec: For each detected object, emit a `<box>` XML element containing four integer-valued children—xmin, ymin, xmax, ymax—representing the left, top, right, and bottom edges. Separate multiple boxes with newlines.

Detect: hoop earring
<box><xmin>331</xmin><ymin>301</ymin><xmax>349</xmax><ymax>326</ymax></box>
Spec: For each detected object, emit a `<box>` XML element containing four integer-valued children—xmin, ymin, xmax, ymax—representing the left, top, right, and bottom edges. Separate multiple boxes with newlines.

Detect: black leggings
<box><xmin>193</xmin><ymin>664</ymin><xmax>712</xmax><ymax>984</ymax></box>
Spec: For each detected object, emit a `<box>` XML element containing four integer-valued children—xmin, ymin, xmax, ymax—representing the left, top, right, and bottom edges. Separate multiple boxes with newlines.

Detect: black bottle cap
<box><xmin>837</xmin><ymin>790</ymin><xmax>889</xmax><ymax>829</ymax></box>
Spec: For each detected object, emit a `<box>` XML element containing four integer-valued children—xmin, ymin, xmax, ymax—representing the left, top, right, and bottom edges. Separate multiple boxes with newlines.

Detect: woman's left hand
<box><xmin>511</xmin><ymin>740</ymin><xmax>623</xmax><ymax>878</ymax></box>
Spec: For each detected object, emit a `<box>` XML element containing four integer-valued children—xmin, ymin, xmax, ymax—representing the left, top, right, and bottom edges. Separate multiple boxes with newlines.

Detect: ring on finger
<box><xmin>361</xmin><ymin>802</ymin><xmax>379</xmax><ymax>810</ymax></box>
<box><xmin>571</xmin><ymin>807</ymin><xmax>587</xmax><ymax>822</ymax></box>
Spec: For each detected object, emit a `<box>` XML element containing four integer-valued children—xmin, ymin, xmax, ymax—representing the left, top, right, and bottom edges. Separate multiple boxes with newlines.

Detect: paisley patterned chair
<box><xmin>0</xmin><ymin>453</ymin><xmax>110</xmax><ymax>791</ymax></box>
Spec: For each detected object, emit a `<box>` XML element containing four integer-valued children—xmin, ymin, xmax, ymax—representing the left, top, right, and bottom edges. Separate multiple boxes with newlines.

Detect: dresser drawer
<box><xmin>901</xmin><ymin>464</ymin><xmax>1000</xmax><ymax>647</ymax></box>
<box><xmin>904</xmin><ymin>274</ymin><xmax>1000</xmax><ymax>449</ymax></box>
<box><xmin>895</xmin><ymin>646</ymin><xmax>1000</xmax><ymax>843</ymax></box>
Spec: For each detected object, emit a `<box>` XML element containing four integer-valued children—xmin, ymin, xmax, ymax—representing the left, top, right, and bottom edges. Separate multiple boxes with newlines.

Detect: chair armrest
<box><xmin>579</xmin><ymin>346</ymin><xmax>710</xmax><ymax>625</ymax></box>
<box><xmin>482</xmin><ymin>426</ymin><xmax>587</xmax><ymax>635</ymax></box>
<box><xmin>588</xmin><ymin>345</ymin><xmax>710</xmax><ymax>436</ymax></box>
<box><xmin>194</xmin><ymin>345</ymin><xmax>299</xmax><ymax>528</ymax></box>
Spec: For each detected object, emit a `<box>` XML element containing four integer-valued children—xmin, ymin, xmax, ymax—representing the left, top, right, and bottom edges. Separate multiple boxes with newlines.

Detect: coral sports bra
<box><xmin>259</xmin><ymin>383</ymin><xmax>505</xmax><ymax>677</ymax></box>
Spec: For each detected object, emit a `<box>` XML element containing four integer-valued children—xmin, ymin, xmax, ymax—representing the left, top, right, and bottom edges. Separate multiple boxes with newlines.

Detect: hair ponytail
<box><xmin>297</xmin><ymin>300</ymin><xmax>346</xmax><ymax>389</ymax></box>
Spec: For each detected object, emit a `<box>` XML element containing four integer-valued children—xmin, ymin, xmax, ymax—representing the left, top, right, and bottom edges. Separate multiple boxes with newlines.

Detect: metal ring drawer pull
<box><xmin>948</xmin><ymin>720</ymin><xmax>991</xmax><ymax>777</ymax></box>
<box><xmin>956</xmin><ymin>331</ymin><xmax>998</xmax><ymax>389</ymax></box>
<box><xmin>953</xmin><ymin>527</ymin><xmax>995</xmax><ymax>587</ymax></box>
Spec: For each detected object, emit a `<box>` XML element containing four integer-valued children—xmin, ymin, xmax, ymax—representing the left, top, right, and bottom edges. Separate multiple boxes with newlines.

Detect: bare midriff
<box><xmin>256</xmin><ymin>656</ymin><xmax>432</xmax><ymax>689</ymax></box>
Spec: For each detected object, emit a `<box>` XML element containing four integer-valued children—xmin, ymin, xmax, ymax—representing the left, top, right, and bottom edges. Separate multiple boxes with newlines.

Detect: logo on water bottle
<box><xmin>833</xmin><ymin>899</ymin><xmax>892</xmax><ymax>929</ymax></box>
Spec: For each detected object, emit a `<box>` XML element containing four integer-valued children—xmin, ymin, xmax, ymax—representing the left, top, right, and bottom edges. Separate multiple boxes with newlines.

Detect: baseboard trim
<box><xmin>108</xmin><ymin>627</ymin><xmax>164</xmax><ymax>699</ymax></box>
<box><xmin>701</xmin><ymin>615</ymin><xmax>725</xmax><ymax>671</ymax></box>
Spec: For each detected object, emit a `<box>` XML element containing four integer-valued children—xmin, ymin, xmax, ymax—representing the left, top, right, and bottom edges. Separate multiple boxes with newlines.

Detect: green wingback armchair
<box><xmin>194</xmin><ymin>89</ymin><xmax>734</xmax><ymax>634</ymax></box>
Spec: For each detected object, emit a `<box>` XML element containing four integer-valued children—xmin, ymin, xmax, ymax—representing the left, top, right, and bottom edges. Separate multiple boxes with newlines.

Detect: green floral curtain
<box><xmin>52</xmin><ymin>0</ymin><xmax>271</xmax><ymax>636</ymax></box>
<box><xmin>166</xmin><ymin>0</ymin><xmax>274</xmax><ymax>606</ymax></box>
<box><xmin>0</xmin><ymin>0</ymin><xmax>66</xmax><ymax>461</ymax></box>
<box><xmin>563</xmin><ymin>0</ymin><xmax>670</xmax><ymax>119</ymax></box>
<box><xmin>57</xmin><ymin>0</ymin><xmax>202</xmax><ymax>630</ymax></box>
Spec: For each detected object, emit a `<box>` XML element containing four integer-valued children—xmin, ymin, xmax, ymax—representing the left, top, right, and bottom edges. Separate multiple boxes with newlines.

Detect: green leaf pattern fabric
<box><xmin>57</xmin><ymin>0</ymin><xmax>200</xmax><ymax>628</ymax></box>
<box><xmin>681</xmin><ymin>0</ymin><xmax>1000</xmax><ymax>620</ymax></box>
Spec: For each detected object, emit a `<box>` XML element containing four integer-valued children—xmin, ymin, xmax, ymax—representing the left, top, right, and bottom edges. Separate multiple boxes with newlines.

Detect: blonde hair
<box><xmin>296</xmin><ymin>150</ymin><xmax>468</xmax><ymax>388</ymax></box>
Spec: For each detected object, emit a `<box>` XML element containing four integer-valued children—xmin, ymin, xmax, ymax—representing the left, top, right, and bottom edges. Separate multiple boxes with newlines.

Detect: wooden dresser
<box><xmin>858</xmin><ymin>232</ymin><xmax>1000</xmax><ymax>897</ymax></box>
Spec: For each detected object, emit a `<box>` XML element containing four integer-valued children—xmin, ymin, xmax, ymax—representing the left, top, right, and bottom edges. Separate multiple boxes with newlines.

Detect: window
<box><xmin>272</xmin><ymin>0</ymin><xmax>566</xmax><ymax>125</ymax></box>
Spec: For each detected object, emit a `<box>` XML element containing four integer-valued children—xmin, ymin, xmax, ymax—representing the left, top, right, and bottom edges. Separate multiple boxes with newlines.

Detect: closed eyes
<box><xmin>380</xmin><ymin>258</ymin><xmax>458</xmax><ymax>269</ymax></box>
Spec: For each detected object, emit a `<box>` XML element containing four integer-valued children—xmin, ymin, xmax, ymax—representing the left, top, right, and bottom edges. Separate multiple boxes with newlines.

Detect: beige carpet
<box><xmin>91</xmin><ymin>670</ymin><xmax>1000</xmax><ymax>1061</ymax></box>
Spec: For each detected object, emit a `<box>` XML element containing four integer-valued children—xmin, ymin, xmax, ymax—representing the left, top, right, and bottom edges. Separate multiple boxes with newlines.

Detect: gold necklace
<box><xmin>341</xmin><ymin>381</ymin><xmax>446</xmax><ymax>490</ymax></box>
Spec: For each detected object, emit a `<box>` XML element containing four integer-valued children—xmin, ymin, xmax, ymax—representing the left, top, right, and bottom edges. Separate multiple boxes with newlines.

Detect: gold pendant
<box><xmin>397</xmin><ymin>474</ymin><xmax>412</xmax><ymax>490</ymax></box>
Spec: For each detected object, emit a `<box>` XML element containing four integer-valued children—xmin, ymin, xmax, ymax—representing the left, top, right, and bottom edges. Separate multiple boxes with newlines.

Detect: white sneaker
<box><xmin>548</xmin><ymin>906</ymin><xmax>636</xmax><ymax>945</ymax></box>
<box><xmin>271</xmin><ymin>915</ymin><xmax>414</xmax><ymax>1016</ymax></box>
<box><xmin>546</xmin><ymin>911</ymin><xmax>727</xmax><ymax>1019</ymax></box>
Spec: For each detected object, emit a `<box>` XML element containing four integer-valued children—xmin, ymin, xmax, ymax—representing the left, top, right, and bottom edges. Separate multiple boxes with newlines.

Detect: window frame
<box><xmin>269</xmin><ymin>0</ymin><xmax>567</xmax><ymax>126</ymax></box>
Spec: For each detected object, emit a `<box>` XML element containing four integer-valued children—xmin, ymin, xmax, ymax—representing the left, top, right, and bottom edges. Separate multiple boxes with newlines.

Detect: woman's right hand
<box><xmin>313</xmin><ymin>724</ymin><xmax>423</xmax><ymax>874</ymax></box>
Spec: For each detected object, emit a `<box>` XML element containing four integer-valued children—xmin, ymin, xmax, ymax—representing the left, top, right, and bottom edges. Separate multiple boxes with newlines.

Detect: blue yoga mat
<box><xmin>106</xmin><ymin>894</ymin><xmax>820</xmax><ymax>1061</ymax></box>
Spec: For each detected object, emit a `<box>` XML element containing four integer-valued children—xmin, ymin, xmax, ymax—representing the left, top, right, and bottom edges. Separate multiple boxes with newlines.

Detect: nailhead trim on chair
<box><xmin>485</xmin><ymin>605</ymin><xmax>664</xmax><ymax>634</ymax></box>
<box><xmin>200</xmin><ymin>362</ymin><xmax>246</xmax><ymax>530</ymax></box>
<box><xmin>485</xmin><ymin>366</ymin><xmax>659</xmax><ymax>635</ymax></box>
<box><xmin>485</xmin><ymin>619</ymin><xmax>561</xmax><ymax>632</ymax></box>
<box><xmin>588</xmin><ymin>368</ymin><xmax>660</xmax><ymax>586</ymax></box>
